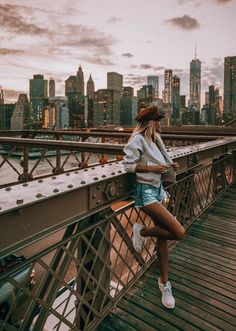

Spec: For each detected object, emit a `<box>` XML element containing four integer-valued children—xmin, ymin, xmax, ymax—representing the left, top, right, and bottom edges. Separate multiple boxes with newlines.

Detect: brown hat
<box><xmin>135</xmin><ymin>105</ymin><xmax>165</xmax><ymax>122</ymax></box>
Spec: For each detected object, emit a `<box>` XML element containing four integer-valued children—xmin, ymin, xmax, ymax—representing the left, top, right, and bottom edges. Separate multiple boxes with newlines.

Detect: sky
<box><xmin>0</xmin><ymin>0</ymin><xmax>236</xmax><ymax>103</ymax></box>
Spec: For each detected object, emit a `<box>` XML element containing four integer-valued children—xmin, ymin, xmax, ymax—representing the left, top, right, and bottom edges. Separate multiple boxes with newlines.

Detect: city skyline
<box><xmin>0</xmin><ymin>0</ymin><xmax>236</xmax><ymax>103</ymax></box>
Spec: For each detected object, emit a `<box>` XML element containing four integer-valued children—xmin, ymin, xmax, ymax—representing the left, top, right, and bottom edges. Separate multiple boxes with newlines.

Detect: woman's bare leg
<box><xmin>140</xmin><ymin>202</ymin><xmax>185</xmax><ymax>240</ymax></box>
<box><xmin>139</xmin><ymin>202</ymin><xmax>185</xmax><ymax>284</ymax></box>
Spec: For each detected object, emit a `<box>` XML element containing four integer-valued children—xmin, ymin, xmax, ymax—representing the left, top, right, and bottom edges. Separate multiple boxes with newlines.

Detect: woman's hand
<box><xmin>149</xmin><ymin>164</ymin><xmax>170</xmax><ymax>174</ymax></box>
<box><xmin>172</xmin><ymin>162</ymin><xmax>180</xmax><ymax>171</ymax></box>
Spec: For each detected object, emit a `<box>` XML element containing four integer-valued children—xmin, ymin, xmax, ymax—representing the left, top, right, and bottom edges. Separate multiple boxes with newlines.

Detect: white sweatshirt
<box><xmin>123</xmin><ymin>133</ymin><xmax>175</xmax><ymax>187</ymax></box>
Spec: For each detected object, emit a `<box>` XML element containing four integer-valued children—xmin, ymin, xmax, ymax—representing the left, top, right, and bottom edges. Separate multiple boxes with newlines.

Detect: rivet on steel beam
<box><xmin>92</xmin><ymin>167</ymin><xmax>95</xmax><ymax>170</ymax></box>
<box><xmin>16</xmin><ymin>199</ymin><xmax>24</xmax><ymax>205</ymax></box>
<box><xmin>84</xmin><ymin>169</ymin><xmax>88</xmax><ymax>172</ymax></box>
<box><xmin>115</xmin><ymin>192</ymin><xmax>119</xmax><ymax>196</ymax></box>
<box><xmin>23</xmin><ymin>183</ymin><xmax>28</xmax><ymax>187</ymax></box>
<box><xmin>52</xmin><ymin>176</ymin><xmax>57</xmax><ymax>179</ymax></box>
<box><xmin>53</xmin><ymin>189</ymin><xmax>59</xmax><ymax>193</ymax></box>
<box><xmin>66</xmin><ymin>173</ymin><xmax>70</xmax><ymax>176</ymax></box>
<box><xmin>119</xmin><ymin>184</ymin><xmax>123</xmax><ymax>188</ymax></box>
<box><xmin>38</xmin><ymin>179</ymin><xmax>43</xmax><ymax>183</ymax></box>
<box><xmin>101</xmin><ymin>165</ymin><xmax>105</xmax><ymax>168</ymax></box>
<box><xmin>81</xmin><ymin>181</ymin><xmax>86</xmax><ymax>184</ymax></box>
<box><xmin>109</xmin><ymin>164</ymin><xmax>112</xmax><ymax>166</ymax></box>
<box><xmin>115</xmin><ymin>179</ymin><xmax>119</xmax><ymax>183</ymax></box>
<box><xmin>102</xmin><ymin>175</ymin><xmax>106</xmax><ymax>178</ymax></box>
<box><xmin>92</xmin><ymin>194</ymin><xmax>97</xmax><ymax>199</ymax></box>
<box><xmin>93</xmin><ymin>177</ymin><xmax>99</xmax><ymax>180</ymax></box>
<box><xmin>75</xmin><ymin>171</ymin><xmax>78</xmax><ymax>174</ymax></box>
<box><xmin>118</xmin><ymin>170</ymin><xmax>122</xmax><ymax>173</ymax></box>
<box><xmin>111</xmin><ymin>172</ymin><xmax>115</xmax><ymax>175</ymax></box>
<box><xmin>68</xmin><ymin>184</ymin><xmax>73</xmax><ymax>189</ymax></box>
<box><xmin>97</xmin><ymin>200</ymin><xmax>101</xmax><ymax>204</ymax></box>
<box><xmin>5</xmin><ymin>187</ymin><xmax>11</xmax><ymax>191</ymax></box>
<box><xmin>36</xmin><ymin>193</ymin><xmax>43</xmax><ymax>198</ymax></box>
<box><xmin>97</xmin><ymin>185</ymin><xmax>101</xmax><ymax>189</ymax></box>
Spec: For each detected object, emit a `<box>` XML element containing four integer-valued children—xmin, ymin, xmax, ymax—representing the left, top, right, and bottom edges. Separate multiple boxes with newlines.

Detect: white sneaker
<box><xmin>158</xmin><ymin>278</ymin><xmax>175</xmax><ymax>309</ymax></box>
<box><xmin>132</xmin><ymin>223</ymin><xmax>146</xmax><ymax>253</ymax></box>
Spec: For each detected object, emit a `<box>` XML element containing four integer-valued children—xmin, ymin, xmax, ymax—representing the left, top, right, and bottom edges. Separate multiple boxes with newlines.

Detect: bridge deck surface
<box><xmin>97</xmin><ymin>183</ymin><xmax>236</xmax><ymax>331</ymax></box>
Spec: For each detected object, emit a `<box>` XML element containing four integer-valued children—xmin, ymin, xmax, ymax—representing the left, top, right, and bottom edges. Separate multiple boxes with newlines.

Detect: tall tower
<box><xmin>172</xmin><ymin>75</ymin><xmax>180</xmax><ymax>122</ymax></box>
<box><xmin>0</xmin><ymin>88</ymin><xmax>4</xmax><ymax>104</ymax></box>
<box><xmin>87</xmin><ymin>74</ymin><xmax>95</xmax><ymax>99</ymax></box>
<box><xmin>77</xmin><ymin>65</ymin><xmax>84</xmax><ymax>96</ymax></box>
<box><xmin>147</xmin><ymin>75</ymin><xmax>159</xmax><ymax>98</ymax></box>
<box><xmin>163</xmin><ymin>69</ymin><xmax>173</xmax><ymax>105</ymax></box>
<box><xmin>29</xmin><ymin>74</ymin><xmax>48</xmax><ymax>125</ymax></box>
<box><xmin>49</xmin><ymin>77</ymin><xmax>55</xmax><ymax>97</ymax></box>
<box><xmin>224</xmin><ymin>56</ymin><xmax>236</xmax><ymax>113</ymax></box>
<box><xmin>189</xmin><ymin>51</ymin><xmax>201</xmax><ymax>112</ymax></box>
<box><xmin>107</xmin><ymin>72</ymin><xmax>123</xmax><ymax>92</ymax></box>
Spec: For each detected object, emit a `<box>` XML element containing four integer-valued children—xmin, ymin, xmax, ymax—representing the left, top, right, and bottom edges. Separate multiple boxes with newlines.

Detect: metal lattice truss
<box><xmin>0</xmin><ymin>154</ymin><xmax>235</xmax><ymax>331</ymax></box>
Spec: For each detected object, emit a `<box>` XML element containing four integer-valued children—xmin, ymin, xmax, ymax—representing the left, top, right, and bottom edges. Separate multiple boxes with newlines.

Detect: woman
<box><xmin>123</xmin><ymin>105</ymin><xmax>185</xmax><ymax>309</ymax></box>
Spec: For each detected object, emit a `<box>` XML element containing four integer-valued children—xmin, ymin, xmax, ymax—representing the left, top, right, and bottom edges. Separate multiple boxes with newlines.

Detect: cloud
<box><xmin>201</xmin><ymin>58</ymin><xmax>224</xmax><ymax>90</ymax></box>
<box><xmin>108</xmin><ymin>16</ymin><xmax>122</xmax><ymax>23</ymax></box>
<box><xmin>125</xmin><ymin>74</ymin><xmax>146</xmax><ymax>87</ymax></box>
<box><xmin>213</xmin><ymin>0</ymin><xmax>232</xmax><ymax>4</ymax></box>
<box><xmin>166</xmin><ymin>15</ymin><xmax>200</xmax><ymax>31</ymax></box>
<box><xmin>0</xmin><ymin>4</ymin><xmax>47</xmax><ymax>35</ymax></box>
<box><xmin>0</xmin><ymin>48</ymin><xmax>25</xmax><ymax>55</ymax></box>
<box><xmin>122</xmin><ymin>53</ymin><xmax>134</xmax><ymax>58</ymax></box>
<box><xmin>130</xmin><ymin>64</ymin><xmax>164</xmax><ymax>71</ymax></box>
<box><xmin>79</xmin><ymin>54</ymin><xmax>114</xmax><ymax>66</ymax></box>
<box><xmin>1</xmin><ymin>88</ymin><xmax>26</xmax><ymax>103</ymax></box>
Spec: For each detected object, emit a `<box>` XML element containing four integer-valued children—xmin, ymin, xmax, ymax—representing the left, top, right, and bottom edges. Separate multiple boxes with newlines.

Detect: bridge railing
<box><xmin>0</xmin><ymin>147</ymin><xmax>235</xmax><ymax>330</ymax></box>
<box><xmin>0</xmin><ymin>133</ymin><xmax>221</xmax><ymax>188</ymax></box>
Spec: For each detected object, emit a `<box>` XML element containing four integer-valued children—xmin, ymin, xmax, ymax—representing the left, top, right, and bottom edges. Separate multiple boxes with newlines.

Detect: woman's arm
<box><xmin>135</xmin><ymin>164</ymin><xmax>170</xmax><ymax>174</ymax></box>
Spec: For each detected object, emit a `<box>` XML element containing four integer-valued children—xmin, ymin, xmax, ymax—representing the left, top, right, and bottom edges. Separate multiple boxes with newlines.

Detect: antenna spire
<box><xmin>195</xmin><ymin>43</ymin><xmax>197</xmax><ymax>60</ymax></box>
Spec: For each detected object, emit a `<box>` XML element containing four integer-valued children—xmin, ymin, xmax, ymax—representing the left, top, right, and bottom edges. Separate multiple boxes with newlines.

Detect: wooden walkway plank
<box><xmin>97</xmin><ymin>183</ymin><xmax>236</xmax><ymax>331</ymax></box>
<box><xmin>134</xmin><ymin>280</ymin><xmax>232</xmax><ymax>331</ymax></box>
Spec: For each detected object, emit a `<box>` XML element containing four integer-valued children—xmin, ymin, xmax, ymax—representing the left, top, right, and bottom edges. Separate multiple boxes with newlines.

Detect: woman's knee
<box><xmin>174</xmin><ymin>226</ymin><xmax>185</xmax><ymax>240</ymax></box>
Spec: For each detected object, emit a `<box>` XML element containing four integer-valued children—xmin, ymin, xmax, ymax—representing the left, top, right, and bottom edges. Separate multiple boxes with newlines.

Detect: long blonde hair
<box><xmin>130</xmin><ymin>120</ymin><xmax>158</xmax><ymax>143</ymax></box>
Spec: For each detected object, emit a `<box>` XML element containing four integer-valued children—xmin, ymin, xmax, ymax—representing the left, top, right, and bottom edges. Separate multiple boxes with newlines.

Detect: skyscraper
<box><xmin>107</xmin><ymin>72</ymin><xmax>123</xmax><ymax>125</ymax></box>
<box><xmin>29</xmin><ymin>74</ymin><xmax>48</xmax><ymax>126</ymax></box>
<box><xmin>147</xmin><ymin>75</ymin><xmax>159</xmax><ymax>98</ymax></box>
<box><xmin>49</xmin><ymin>77</ymin><xmax>55</xmax><ymax>97</ymax></box>
<box><xmin>0</xmin><ymin>88</ymin><xmax>4</xmax><ymax>104</ymax></box>
<box><xmin>163</xmin><ymin>69</ymin><xmax>173</xmax><ymax>105</ymax></box>
<box><xmin>189</xmin><ymin>56</ymin><xmax>201</xmax><ymax>112</ymax></box>
<box><xmin>224</xmin><ymin>56</ymin><xmax>236</xmax><ymax>113</ymax></box>
<box><xmin>107</xmin><ymin>72</ymin><xmax>123</xmax><ymax>92</ymax></box>
<box><xmin>11</xmin><ymin>94</ymin><xmax>30</xmax><ymax>130</ymax></box>
<box><xmin>87</xmin><ymin>74</ymin><xmax>95</xmax><ymax>99</ymax></box>
<box><xmin>172</xmin><ymin>75</ymin><xmax>180</xmax><ymax>122</ymax></box>
<box><xmin>77</xmin><ymin>65</ymin><xmax>84</xmax><ymax>96</ymax></box>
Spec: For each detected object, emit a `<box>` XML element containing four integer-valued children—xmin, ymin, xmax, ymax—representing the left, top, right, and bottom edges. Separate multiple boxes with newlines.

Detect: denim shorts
<box><xmin>134</xmin><ymin>183</ymin><xmax>168</xmax><ymax>207</ymax></box>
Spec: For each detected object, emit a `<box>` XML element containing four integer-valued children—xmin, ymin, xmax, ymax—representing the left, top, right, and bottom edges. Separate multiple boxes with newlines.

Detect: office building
<box><xmin>11</xmin><ymin>94</ymin><xmax>30</xmax><ymax>130</ymax></box>
<box><xmin>0</xmin><ymin>88</ymin><xmax>4</xmax><ymax>104</ymax></box>
<box><xmin>107</xmin><ymin>72</ymin><xmax>123</xmax><ymax>92</ymax></box>
<box><xmin>0</xmin><ymin>103</ymin><xmax>15</xmax><ymax>129</ymax></box>
<box><xmin>65</xmin><ymin>67</ymin><xmax>85</xmax><ymax>128</ymax></box>
<box><xmin>77</xmin><ymin>65</ymin><xmax>84</xmax><ymax>96</ymax></box>
<box><xmin>147</xmin><ymin>75</ymin><xmax>159</xmax><ymax>98</ymax></box>
<box><xmin>87</xmin><ymin>74</ymin><xmax>95</xmax><ymax>99</ymax></box>
<box><xmin>43</xmin><ymin>97</ymin><xmax>69</xmax><ymax>129</ymax></box>
<box><xmin>107</xmin><ymin>72</ymin><xmax>123</xmax><ymax>125</ymax></box>
<box><xmin>189</xmin><ymin>57</ymin><xmax>201</xmax><ymax>112</ymax></box>
<box><xmin>121</xmin><ymin>96</ymin><xmax>138</xmax><ymax>126</ymax></box>
<box><xmin>123</xmin><ymin>86</ymin><xmax>134</xmax><ymax>97</ymax></box>
<box><xmin>163</xmin><ymin>69</ymin><xmax>173</xmax><ymax>106</ymax></box>
<box><xmin>137</xmin><ymin>85</ymin><xmax>155</xmax><ymax>110</ymax></box>
<box><xmin>224</xmin><ymin>56</ymin><xmax>236</xmax><ymax>113</ymax></box>
<box><xmin>172</xmin><ymin>75</ymin><xmax>180</xmax><ymax>123</ymax></box>
<box><xmin>29</xmin><ymin>74</ymin><xmax>48</xmax><ymax>126</ymax></box>
<box><xmin>49</xmin><ymin>77</ymin><xmax>55</xmax><ymax>97</ymax></box>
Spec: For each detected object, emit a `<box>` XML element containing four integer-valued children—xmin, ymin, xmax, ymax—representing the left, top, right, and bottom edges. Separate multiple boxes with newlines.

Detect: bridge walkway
<box><xmin>97</xmin><ymin>183</ymin><xmax>236</xmax><ymax>331</ymax></box>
